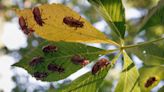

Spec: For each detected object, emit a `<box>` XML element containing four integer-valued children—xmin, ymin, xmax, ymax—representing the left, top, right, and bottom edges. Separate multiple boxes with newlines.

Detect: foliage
<box><xmin>11</xmin><ymin>0</ymin><xmax>164</xmax><ymax>91</ymax></box>
<box><xmin>115</xmin><ymin>51</ymin><xmax>140</xmax><ymax>92</ymax></box>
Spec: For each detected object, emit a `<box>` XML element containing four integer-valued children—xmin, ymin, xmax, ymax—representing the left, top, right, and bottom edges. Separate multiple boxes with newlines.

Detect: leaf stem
<box><xmin>136</xmin><ymin>0</ymin><xmax>164</xmax><ymax>31</ymax></box>
<box><xmin>99</xmin><ymin>48</ymin><xmax>120</xmax><ymax>55</ymax></box>
<box><xmin>106</xmin><ymin>39</ymin><xmax>121</xmax><ymax>47</ymax></box>
<box><xmin>122</xmin><ymin>37</ymin><xmax>164</xmax><ymax>49</ymax></box>
<box><xmin>111</xmin><ymin>51</ymin><xmax>122</xmax><ymax>65</ymax></box>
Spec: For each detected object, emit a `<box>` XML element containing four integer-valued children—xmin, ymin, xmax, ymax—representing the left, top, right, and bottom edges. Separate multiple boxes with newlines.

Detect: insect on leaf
<box><xmin>13</xmin><ymin>40</ymin><xmax>109</xmax><ymax>82</ymax></box>
<box><xmin>15</xmin><ymin>4</ymin><xmax>119</xmax><ymax>46</ymax></box>
<box><xmin>57</xmin><ymin>52</ymin><xmax>121</xmax><ymax>92</ymax></box>
<box><xmin>139</xmin><ymin>66</ymin><xmax>164</xmax><ymax>92</ymax></box>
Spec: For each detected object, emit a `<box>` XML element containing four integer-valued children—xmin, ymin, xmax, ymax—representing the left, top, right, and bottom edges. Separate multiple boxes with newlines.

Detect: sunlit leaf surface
<box><xmin>15</xmin><ymin>4</ymin><xmax>119</xmax><ymax>46</ymax></box>
<box><xmin>127</xmin><ymin>43</ymin><xmax>164</xmax><ymax>66</ymax></box>
<box><xmin>57</xmin><ymin>52</ymin><xmax>121</xmax><ymax>92</ymax></box>
<box><xmin>13</xmin><ymin>40</ymin><xmax>107</xmax><ymax>82</ymax></box>
<box><xmin>88</xmin><ymin>0</ymin><xmax>126</xmax><ymax>38</ymax></box>
<box><xmin>139</xmin><ymin>0</ymin><xmax>164</xmax><ymax>32</ymax></box>
<box><xmin>115</xmin><ymin>51</ymin><xmax>140</xmax><ymax>92</ymax></box>
<box><xmin>139</xmin><ymin>66</ymin><xmax>164</xmax><ymax>92</ymax></box>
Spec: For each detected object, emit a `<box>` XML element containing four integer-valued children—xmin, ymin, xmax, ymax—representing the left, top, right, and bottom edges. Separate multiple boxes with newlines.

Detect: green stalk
<box><xmin>122</xmin><ymin>37</ymin><xmax>164</xmax><ymax>49</ymax></box>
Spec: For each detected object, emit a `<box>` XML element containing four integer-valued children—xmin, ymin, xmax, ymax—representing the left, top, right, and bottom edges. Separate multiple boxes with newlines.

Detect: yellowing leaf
<box><xmin>15</xmin><ymin>4</ymin><xmax>119</xmax><ymax>46</ymax></box>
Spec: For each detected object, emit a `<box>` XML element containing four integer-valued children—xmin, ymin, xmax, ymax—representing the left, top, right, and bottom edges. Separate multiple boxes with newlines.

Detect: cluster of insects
<box><xmin>91</xmin><ymin>58</ymin><xmax>110</xmax><ymax>75</ymax></box>
<box><xmin>145</xmin><ymin>77</ymin><xmax>157</xmax><ymax>88</ymax></box>
<box><xmin>19</xmin><ymin>7</ymin><xmax>45</xmax><ymax>35</ymax></box>
<box><xmin>19</xmin><ymin>6</ymin><xmax>85</xmax><ymax>36</ymax></box>
<box><xmin>63</xmin><ymin>16</ymin><xmax>84</xmax><ymax>29</ymax></box>
<box><xmin>27</xmin><ymin>43</ymin><xmax>111</xmax><ymax>80</ymax></box>
<box><xmin>71</xmin><ymin>54</ymin><xmax>89</xmax><ymax>66</ymax></box>
<box><xmin>29</xmin><ymin>44</ymin><xmax>64</xmax><ymax>79</ymax></box>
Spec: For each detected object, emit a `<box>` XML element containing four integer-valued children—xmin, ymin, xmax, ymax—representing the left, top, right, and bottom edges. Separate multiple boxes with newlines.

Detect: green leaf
<box><xmin>57</xmin><ymin>52</ymin><xmax>121</xmax><ymax>92</ymax></box>
<box><xmin>126</xmin><ymin>0</ymin><xmax>159</xmax><ymax>9</ymax></box>
<box><xmin>139</xmin><ymin>66</ymin><xmax>164</xmax><ymax>92</ymax></box>
<box><xmin>115</xmin><ymin>51</ymin><xmax>140</xmax><ymax>92</ymax></box>
<box><xmin>138</xmin><ymin>0</ymin><xmax>164</xmax><ymax>32</ymax></box>
<box><xmin>158</xmin><ymin>86</ymin><xmax>164</xmax><ymax>92</ymax></box>
<box><xmin>13</xmin><ymin>41</ymin><xmax>109</xmax><ymax>82</ymax></box>
<box><xmin>88</xmin><ymin>0</ymin><xmax>126</xmax><ymax>38</ymax></box>
<box><xmin>127</xmin><ymin>43</ymin><xmax>164</xmax><ymax>66</ymax></box>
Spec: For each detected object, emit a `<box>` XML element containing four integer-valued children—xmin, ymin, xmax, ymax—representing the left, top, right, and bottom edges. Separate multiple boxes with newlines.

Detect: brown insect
<box><xmin>81</xmin><ymin>60</ymin><xmax>90</xmax><ymax>66</ymax></box>
<box><xmin>19</xmin><ymin>16</ymin><xmax>34</xmax><ymax>35</ymax></box>
<box><xmin>42</xmin><ymin>45</ymin><xmax>58</xmax><ymax>53</ymax></box>
<box><xmin>47</xmin><ymin>63</ymin><xmax>64</xmax><ymax>73</ymax></box>
<box><xmin>29</xmin><ymin>57</ymin><xmax>44</xmax><ymax>66</ymax></box>
<box><xmin>63</xmin><ymin>16</ymin><xmax>84</xmax><ymax>29</ymax></box>
<box><xmin>33</xmin><ymin>7</ymin><xmax>45</xmax><ymax>26</ymax></box>
<box><xmin>92</xmin><ymin>58</ymin><xmax>110</xmax><ymax>75</ymax></box>
<box><xmin>33</xmin><ymin>72</ymin><xmax>48</xmax><ymax>79</ymax></box>
<box><xmin>71</xmin><ymin>55</ymin><xmax>89</xmax><ymax>66</ymax></box>
<box><xmin>145</xmin><ymin>77</ymin><xmax>157</xmax><ymax>88</ymax></box>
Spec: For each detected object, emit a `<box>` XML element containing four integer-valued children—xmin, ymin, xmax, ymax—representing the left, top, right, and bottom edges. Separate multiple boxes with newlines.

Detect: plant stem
<box><xmin>111</xmin><ymin>51</ymin><xmax>122</xmax><ymax>65</ymax></box>
<box><xmin>100</xmin><ymin>48</ymin><xmax>120</xmax><ymax>55</ymax></box>
<box><xmin>106</xmin><ymin>39</ymin><xmax>121</xmax><ymax>47</ymax></box>
<box><xmin>122</xmin><ymin>37</ymin><xmax>164</xmax><ymax>49</ymax></box>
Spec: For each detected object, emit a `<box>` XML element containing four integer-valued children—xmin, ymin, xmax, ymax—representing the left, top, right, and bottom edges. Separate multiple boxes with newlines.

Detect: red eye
<box><xmin>42</xmin><ymin>45</ymin><xmax>58</xmax><ymax>53</ymax></box>
<box><xmin>92</xmin><ymin>58</ymin><xmax>110</xmax><ymax>75</ymax></box>
<box><xmin>145</xmin><ymin>77</ymin><xmax>157</xmax><ymax>88</ymax></box>
<box><xmin>63</xmin><ymin>16</ymin><xmax>84</xmax><ymax>29</ymax></box>
<box><xmin>29</xmin><ymin>57</ymin><xmax>44</xmax><ymax>66</ymax></box>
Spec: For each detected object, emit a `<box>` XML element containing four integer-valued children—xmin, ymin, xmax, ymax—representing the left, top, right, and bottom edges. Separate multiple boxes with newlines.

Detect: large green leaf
<box><xmin>88</xmin><ymin>0</ymin><xmax>126</xmax><ymax>38</ymax></box>
<box><xmin>57</xmin><ymin>52</ymin><xmax>121</xmax><ymax>92</ymax></box>
<box><xmin>115</xmin><ymin>51</ymin><xmax>140</xmax><ymax>92</ymax></box>
<box><xmin>139</xmin><ymin>66</ymin><xmax>164</xmax><ymax>92</ymax></box>
<box><xmin>127</xmin><ymin>43</ymin><xmax>164</xmax><ymax>66</ymax></box>
<box><xmin>13</xmin><ymin>41</ymin><xmax>109</xmax><ymax>82</ymax></box>
<box><xmin>138</xmin><ymin>0</ymin><xmax>164</xmax><ymax>32</ymax></box>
